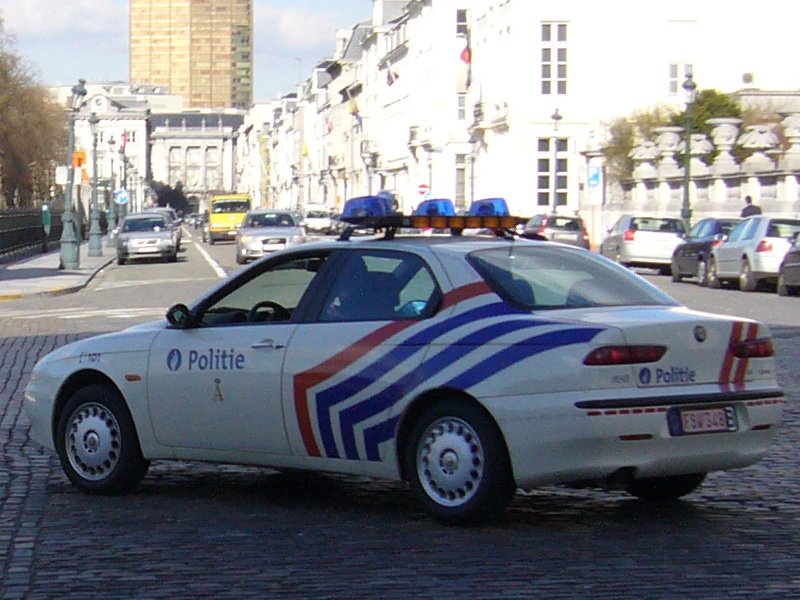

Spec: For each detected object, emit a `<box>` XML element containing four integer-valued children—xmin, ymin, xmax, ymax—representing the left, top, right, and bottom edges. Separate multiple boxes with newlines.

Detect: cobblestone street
<box><xmin>1</xmin><ymin>327</ymin><xmax>799</xmax><ymax>598</ymax></box>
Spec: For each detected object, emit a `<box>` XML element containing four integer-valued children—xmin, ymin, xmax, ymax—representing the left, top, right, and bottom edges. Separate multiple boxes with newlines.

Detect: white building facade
<box><xmin>238</xmin><ymin>0</ymin><xmax>800</xmax><ymax>241</ymax></box>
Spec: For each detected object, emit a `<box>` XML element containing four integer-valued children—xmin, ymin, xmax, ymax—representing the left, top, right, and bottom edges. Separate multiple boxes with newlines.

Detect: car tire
<box><xmin>697</xmin><ymin>259</ymin><xmax>710</xmax><ymax>287</ymax></box>
<box><xmin>777</xmin><ymin>273</ymin><xmax>798</xmax><ymax>296</ymax></box>
<box><xmin>208</xmin><ymin>236</ymin><xmax>215</xmax><ymax>245</ymax></box>
<box><xmin>671</xmin><ymin>259</ymin><xmax>682</xmax><ymax>282</ymax></box>
<box><xmin>739</xmin><ymin>259</ymin><xmax>757</xmax><ymax>292</ymax></box>
<box><xmin>235</xmin><ymin>252</ymin><xmax>245</xmax><ymax>265</ymax></box>
<box><xmin>405</xmin><ymin>399</ymin><xmax>515</xmax><ymax>524</ymax></box>
<box><xmin>55</xmin><ymin>383</ymin><xmax>149</xmax><ymax>495</ymax></box>
<box><xmin>708</xmin><ymin>258</ymin><xmax>721</xmax><ymax>289</ymax></box>
<box><xmin>117</xmin><ymin>256</ymin><xmax>125</xmax><ymax>266</ymax></box>
<box><xmin>625</xmin><ymin>473</ymin><xmax>706</xmax><ymax>502</ymax></box>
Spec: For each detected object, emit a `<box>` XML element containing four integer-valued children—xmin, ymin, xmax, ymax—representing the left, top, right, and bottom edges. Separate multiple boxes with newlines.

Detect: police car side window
<box><xmin>319</xmin><ymin>251</ymin><xmax>438</xmax><ymax>322</ymax></box>
<box><xmin>200</xmin><ymin>254</ymin><xmax>328</xmax><ymax>326</ymax></box>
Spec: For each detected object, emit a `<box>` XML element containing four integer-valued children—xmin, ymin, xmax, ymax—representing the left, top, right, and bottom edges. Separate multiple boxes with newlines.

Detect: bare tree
<box><xmin>0</xmin><ymin>16</ymin><xmax>65</xmax><ymax>208</ymax></box>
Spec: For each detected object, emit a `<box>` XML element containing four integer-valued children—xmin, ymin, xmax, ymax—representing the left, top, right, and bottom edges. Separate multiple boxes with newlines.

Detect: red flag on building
<box><xmin>460</xmin><ymin>28</ymin><xmax>472</xmax><ymax>89</ymax></box>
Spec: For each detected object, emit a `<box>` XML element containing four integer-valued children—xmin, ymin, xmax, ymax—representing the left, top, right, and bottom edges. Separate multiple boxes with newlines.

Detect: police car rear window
<box><xmin>468</xmin><ymin>246</ymin><xmax>677</xmax><ymax>310</ymax></box>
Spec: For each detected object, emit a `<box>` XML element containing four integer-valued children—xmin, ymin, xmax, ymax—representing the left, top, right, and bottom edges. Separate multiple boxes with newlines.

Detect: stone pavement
<box><xmin>0</xmin><ymin>243</ymin><xmax>113</xmax><ymax>301</ymax></box>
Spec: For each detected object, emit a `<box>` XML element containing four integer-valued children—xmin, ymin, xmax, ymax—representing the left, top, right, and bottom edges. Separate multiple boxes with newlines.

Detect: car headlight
<box><xmin>240</xmin><ymin>235</ymin><xmax>251</xmax><ymax>244</ymax></box>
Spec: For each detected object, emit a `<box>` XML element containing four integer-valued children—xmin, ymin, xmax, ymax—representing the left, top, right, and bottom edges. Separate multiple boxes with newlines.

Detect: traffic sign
<box><xmin>114</xmin><ymin>189</ymin><xmax>129</xmax><ymax>205</ymax></box>
<box><xmin>418</xmin><ymin>183</ymin><xmax>430</xmax><ymax>196</ymax></box>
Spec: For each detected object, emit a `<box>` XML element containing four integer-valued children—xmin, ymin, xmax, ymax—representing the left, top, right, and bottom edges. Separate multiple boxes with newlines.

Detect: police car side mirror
<box><xmin>166</xmin><ymin>303</ymin><xmax>193</xmax><ymax>329</ymax></box>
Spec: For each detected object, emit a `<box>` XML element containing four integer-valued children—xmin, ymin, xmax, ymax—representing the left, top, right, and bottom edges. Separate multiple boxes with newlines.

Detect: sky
<box><xmin>0</xmin><ymin>0</ymin><xmax>373</xmax><ymax>103</ymax></box>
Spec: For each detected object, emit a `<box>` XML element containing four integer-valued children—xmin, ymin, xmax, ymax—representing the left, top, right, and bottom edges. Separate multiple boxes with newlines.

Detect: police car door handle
<box><xmin>251</xmin><ymin>339</ymin><xmax>285</xmax><ymax>350</ymax></box>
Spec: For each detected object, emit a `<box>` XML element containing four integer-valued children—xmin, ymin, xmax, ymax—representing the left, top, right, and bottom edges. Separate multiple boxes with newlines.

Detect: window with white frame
<box><xmin>536</xmin><ymin>137</ymin><xmax>568</xmax><ymax>207</ymax></box>
<box><xmin>668</xmin><ymin>62</ymin><xmax>694</xmax><ymax>94</ymax></box>
<box><xmin>455</xmin><ymin>153</ymin><xmax>467</xmax><ymax>210</ymax></box>
<box><xmin>541</xmin><ymin>22</ymin><xmax>567</xmax><ymax>95</ymax></box>
<box><xmin>457</xmin><ymin>93</ymin><xmax>467</xmax><ymax>121</ymax></box>
<box><xmin>457</xmin><ymin>9</ymin><xmax>468</xmax><ymax>35</ymax></box>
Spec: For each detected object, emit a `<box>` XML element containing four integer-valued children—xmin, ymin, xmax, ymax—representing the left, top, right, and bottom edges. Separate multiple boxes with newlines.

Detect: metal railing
<box><xmin>0</xmin><ymin>209</ymin><xmax>64</xmax><ymax>264</ymax></box>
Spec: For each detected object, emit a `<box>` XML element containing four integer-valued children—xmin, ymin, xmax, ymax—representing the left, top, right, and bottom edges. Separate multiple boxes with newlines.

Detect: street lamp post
<box><xmin>681</xmin><ymin>73</ymin><xmax>698</xmax><ymax>225</ymax></box>
<box><xmin>550</xmin><ymin>108</ymin><xmax>563</xmax><ymax>213</ymax></box>
<box><xmin>87</xmin><ymin>112</ymin><xmax>102</xmax><ymax>256</ymax></box>
<box><xmin>119</xmin><ymin>145</ymin><xmax>127</xmax><ymax>220</ymax></box>
<box><xmin>107</xmin><ymin>136</ymin><xmax>116</xmax><ymax>229</ymax></box>
<box><xmin>59</xmin><ymin>78</ymin><xmax>87</xmax><ymax>270</ymax></box>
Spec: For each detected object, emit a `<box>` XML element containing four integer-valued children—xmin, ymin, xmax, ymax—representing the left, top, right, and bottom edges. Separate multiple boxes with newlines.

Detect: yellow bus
<box><xmin>207</xmin><ymin>193</ymin><xmax>251</xmax><ymax>244</ymax></box>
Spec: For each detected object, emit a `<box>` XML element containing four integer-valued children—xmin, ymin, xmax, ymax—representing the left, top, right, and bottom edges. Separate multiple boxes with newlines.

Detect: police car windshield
<box><xmin>468</xmin><ymin>246</ymin><xmax>677</xmax><ymax>310</ymax></box>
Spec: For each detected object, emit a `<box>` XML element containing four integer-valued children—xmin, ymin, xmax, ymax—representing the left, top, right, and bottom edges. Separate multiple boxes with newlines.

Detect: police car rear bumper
<box><xmin>484</xmin><ymin>387</ymin><xmax>784</xmax><ymax>489</ymax></box>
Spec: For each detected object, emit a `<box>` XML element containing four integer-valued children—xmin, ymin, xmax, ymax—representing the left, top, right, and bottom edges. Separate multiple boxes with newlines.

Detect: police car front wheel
<box><xmin>55</xmin><ymin>383</ymin><xmax>149</xmax><ymax>494</ymax></box>
<box><xmin>405</xmin><ymin>399</ymin><xmax>515</xmax><ymax>524</ymax></box>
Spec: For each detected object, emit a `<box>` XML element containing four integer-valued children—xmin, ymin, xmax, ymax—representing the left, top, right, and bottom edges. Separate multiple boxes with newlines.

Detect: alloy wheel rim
<box><xmin>417</xmin><ymin>417</ymin><xmax>484</xmax><ymax>507</ymax></box>
<box><xmin>65</xmin><ymin>403</ymin><xmax>121</xmax><ymax>481</ymax></box>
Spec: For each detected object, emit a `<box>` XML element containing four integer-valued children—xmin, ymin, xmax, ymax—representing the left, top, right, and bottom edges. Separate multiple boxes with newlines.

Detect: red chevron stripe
<box><xmin>719</xmin><ymin>321</ymin><xmax>744</xmax><ymax>391</ymax></box>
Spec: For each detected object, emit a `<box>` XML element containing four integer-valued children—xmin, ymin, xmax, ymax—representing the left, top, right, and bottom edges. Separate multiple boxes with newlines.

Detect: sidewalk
<box><xmin>0</xmin><ymin>241</ymin><xmax>114</xmax><ymax>301</ymax></box>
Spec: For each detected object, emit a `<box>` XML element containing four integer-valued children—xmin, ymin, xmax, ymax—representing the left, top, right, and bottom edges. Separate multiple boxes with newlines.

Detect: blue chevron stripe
<box><xmin>314</xmin><ymin>301</ymin><xmax>532</xmax><ymax>457</ymax></box>
<box><xmin>337</xmin><ymin>317</ymin><xmax>559</xmax><ymax>459</ymax></box>
<box><xmin>359</xmin><ymin>326</ymin><xmax>604</xmax><ymax>461</ymax></box>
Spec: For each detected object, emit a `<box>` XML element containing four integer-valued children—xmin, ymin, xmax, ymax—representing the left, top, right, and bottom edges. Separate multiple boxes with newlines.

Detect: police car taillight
<box><xmin>731</xmin><ymin>338</ymin><xmax>774</xmax><ymax>358</ymax></box>
<box><xmin>583</xmin><ymin>345</ymin><xmax>666</xmax><ymax>365</ymax></box>
<box><xmin>623</xmin><ymin>229</ymin><xmax>636</xmax><ymax>242</ymax></box>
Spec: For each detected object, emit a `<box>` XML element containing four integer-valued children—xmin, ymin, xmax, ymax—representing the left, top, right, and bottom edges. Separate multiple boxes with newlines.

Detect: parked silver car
<box><xmin>709</xmin><ymin>215</ymin><xmax>800</xmax><ymax>291</ymax></box>
<box><xmin>116</xmin><ymin>212</ymin><xmax>178</xmax><ymax>265</ymax></box>
<box><xmin>522</xmin><ymin>213</ymin><xmax>591</xmax><ymax>249</ymax></box>
<box><xmin>599</xmin><ymin>214</ymin><xmax>687</xmax><ymax>273</ymax></box>
<box><xmin>234</xmin><ymin>209</ymin><xmax>307</xmax><ymax>264</ymax></box>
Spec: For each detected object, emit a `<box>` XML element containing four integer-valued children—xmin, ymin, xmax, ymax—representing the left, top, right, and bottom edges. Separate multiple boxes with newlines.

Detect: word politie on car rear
<box><xmin>166</xmin><ymin>348</ymin><xmax>246</xmax><ymax>371</ymax></box>
<box><xmin>639</xmin><ymin>366</ymin><xmax>697</xmax><ymax>385</ymax></box>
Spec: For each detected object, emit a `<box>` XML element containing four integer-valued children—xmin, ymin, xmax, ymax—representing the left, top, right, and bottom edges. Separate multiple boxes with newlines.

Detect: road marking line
<box><xmin>194</xmin><ymin>242</ymin><xmax>228</xmax><ymax>278</ymax></box>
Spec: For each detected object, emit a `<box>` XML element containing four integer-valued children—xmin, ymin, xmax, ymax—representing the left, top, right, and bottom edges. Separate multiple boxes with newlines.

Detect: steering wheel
<box><xmin>247</xmin><ymin>300</ymin><xmax>290</xmax><ymax>323</ymax></box>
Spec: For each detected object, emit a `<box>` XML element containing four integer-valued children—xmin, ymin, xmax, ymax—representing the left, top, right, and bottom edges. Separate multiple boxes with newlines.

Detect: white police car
<box><xmin>23</xmin><ymin>202</ymin><xmax>784</xmax><ymax>523</ymax></box>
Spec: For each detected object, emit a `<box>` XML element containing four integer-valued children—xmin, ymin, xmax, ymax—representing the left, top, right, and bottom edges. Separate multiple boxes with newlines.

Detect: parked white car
<box><xmin>709</xmin><ymin>215</ymin><xmax>800</xmax><ymax>291</ymax></box>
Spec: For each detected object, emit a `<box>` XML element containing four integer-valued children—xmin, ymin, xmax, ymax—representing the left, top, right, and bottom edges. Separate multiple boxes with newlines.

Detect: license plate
<box><xmin>134</xmin><ymin>246</ymin><xmax>159</xmax><ymax>253</ymax></box>
<box><xmin>668</xmin><ymin>406</ymin><xmax>737</xmax><ymax>436</ymax></box>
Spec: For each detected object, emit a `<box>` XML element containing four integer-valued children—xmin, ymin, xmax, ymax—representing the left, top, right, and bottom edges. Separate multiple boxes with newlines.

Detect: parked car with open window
<box><xmin>709</xmin><ymin>215</ymin><xmax>800</xmax><ymax>291</ymax></box>
<box><xmin>671</xmin><ymin>217</ymin><xmax>739</xmax><ymax>286</ymax></box>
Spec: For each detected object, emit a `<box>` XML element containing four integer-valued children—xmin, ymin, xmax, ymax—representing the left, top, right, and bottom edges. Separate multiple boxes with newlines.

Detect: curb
<box><xmin>0</xmin><ymin>256</ymin><xmax>114</xmax><ymax>301</ymax></box>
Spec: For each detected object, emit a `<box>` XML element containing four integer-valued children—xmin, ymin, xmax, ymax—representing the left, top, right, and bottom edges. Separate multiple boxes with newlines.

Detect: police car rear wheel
<box><xmin>625</xmin><ymin>473</ymin><xmax>706</xmax><ymax>502</ymax></box>
<box><xmin>406</xmin><ymin>400</ymin><xmax>514</xmax><ymax>524</ymax></box>
<box><xmin>56</xmin><ymin>384</ymin><xmax>149</xmax><ymax>495</ymax></box>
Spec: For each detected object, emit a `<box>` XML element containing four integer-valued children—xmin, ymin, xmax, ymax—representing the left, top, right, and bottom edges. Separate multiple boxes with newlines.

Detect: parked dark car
<box><xmin>522</xmin><ymin>213</ymin><xmax>590</xmax><ymax>249</ymax></box>
<box><xmin>777</xmin><ymin>233</ymin><xmax>800</xmax><ymax>296</ymax></box>
<box><xmin>671</xmin><ymin>217</ymin><xmax>740</xmax><ymax>286</ymax></box>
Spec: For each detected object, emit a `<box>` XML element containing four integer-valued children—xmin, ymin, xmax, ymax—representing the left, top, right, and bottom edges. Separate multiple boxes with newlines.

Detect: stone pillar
<box><xmin>738</xmin><ymin>124</ymin><xmax>779</xmax><ymax>173</ymax></box>
<box><xmin>780</xmin><ymin>113</ymin><xmax>800</xmax><ymax>170</ymax></box>
<box><xmin>707</xmin><ymin>117</ymin><xmax>742</xmax><ymax>175</ymax></box>
<box><xmin>654</xmin><ymin>126</ymin><xmax>683</xmax><ymax>178</ymax></box>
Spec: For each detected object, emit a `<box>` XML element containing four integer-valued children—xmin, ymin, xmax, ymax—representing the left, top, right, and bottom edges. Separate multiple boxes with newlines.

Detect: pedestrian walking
<box><xmin>741</xmin><ymin>195</ymin><xmax>762</xmax><ymax>217</ymax></box>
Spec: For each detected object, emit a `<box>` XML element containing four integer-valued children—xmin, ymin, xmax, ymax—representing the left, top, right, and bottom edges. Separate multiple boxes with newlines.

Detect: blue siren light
<box><xmin>469</xmin><ymin>197</ymin><xmax>509</xmax><ymax>216</ymax></box>
<box><xmin>414</xmin><ymin>198</ymin><xmax>456</xmax><ymax>217</ymax></box>
<box><xmin>341</xmin><ymin>195</ymin><xmax>393</xmax><ymax>218</ymax></box>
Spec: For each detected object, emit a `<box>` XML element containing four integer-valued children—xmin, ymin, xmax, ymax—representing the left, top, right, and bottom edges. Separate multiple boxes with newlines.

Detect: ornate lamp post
<box><xmin>681</xmin><ymin>73</ymin><xmax>698</xmax><ymax>225</ymax></box>
<box><xmin>550</xmin><ymin>108</ymin><xmax>563</xmax><ymax>212</ymax></box>
<box><xmin>87</xmin><ymin>112</ymin><xmax>103</xmax><ymax>256</ymax></box>
<box><xmin>59</xmin><ymin>78</ymin><xmax>87</xmax><ymax>269</ymax></box>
